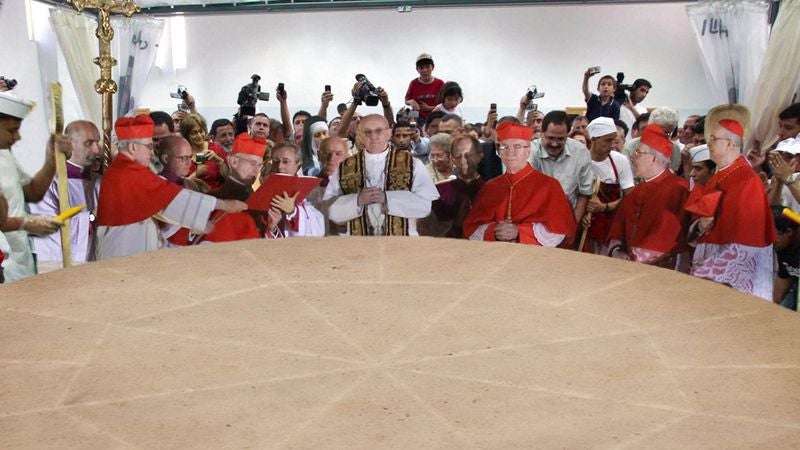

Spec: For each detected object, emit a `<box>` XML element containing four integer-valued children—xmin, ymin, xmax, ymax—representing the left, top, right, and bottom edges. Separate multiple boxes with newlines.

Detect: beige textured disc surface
<box><xmin>1</xmin><ymin>237</ymin><xmax>799</xmax><ymax>448</ymax></box>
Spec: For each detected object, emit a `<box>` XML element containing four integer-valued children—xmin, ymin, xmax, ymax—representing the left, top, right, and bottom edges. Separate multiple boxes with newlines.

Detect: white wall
<box><xmin>4</xmin><ymin>1</ymin><xmax>714</xmax><ymax>174</ymax></box>
<box><xmin>139</xmin><ymin>3</ymin><xmax>714</xmax><ymax>126</ymax></box>
<box><xmin>0</xmin><ymin>0</ymin><xmax>50</xmax><ymax>175</ymax></box>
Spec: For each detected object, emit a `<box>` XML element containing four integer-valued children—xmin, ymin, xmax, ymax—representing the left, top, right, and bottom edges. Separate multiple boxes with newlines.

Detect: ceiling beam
<box><xmin>37</xmin><ymin>0</ymin><xmax>689</xmax><ymax>16</ymax></box>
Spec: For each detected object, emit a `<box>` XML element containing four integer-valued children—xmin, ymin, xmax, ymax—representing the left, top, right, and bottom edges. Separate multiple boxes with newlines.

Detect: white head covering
<box><xmin>309</xmin><ymin>120</ymin><xmax>328</xmax><ymax>153</ymax></box>
<box><xmin>776</xmin><ymin>137</ymin><xmax>800</xmax><ymax>156</ymax></box>
<box><xmin>586</xmin><ymin>117</ymin><xmax>617</xmax><ymax>139</ymax></box>
<box><xmin>690</xmin><ymin>144</ymin><xmax>710</xmax><ymax>162</ymax></box>
<box><xmin>0</xmin><ymin>92</ymin><xmax>34</xmax><ymax>119</ymax></box>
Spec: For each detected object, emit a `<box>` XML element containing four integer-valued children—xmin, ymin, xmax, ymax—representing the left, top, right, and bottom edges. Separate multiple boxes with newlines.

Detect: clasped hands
<box><xmin>494</xmin><ymin>220</ymin><xmax>519</xmax><ymax>242</ymax></box>
<box><xmin>357</xmin><ymin>187</ymin><xmax>386</xmax><ymax>207</ymax></box>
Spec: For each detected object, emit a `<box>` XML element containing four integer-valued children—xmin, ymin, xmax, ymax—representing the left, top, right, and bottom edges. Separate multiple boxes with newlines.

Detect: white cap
<box><xmin>776</xmin><ymin>137</ymin><xmax>800</xmax><ymax>156</ymax></box>
<box><xmin>586</xmin><ymin>117</ymin><xmax>617</xmax><ymax>139</ymax></box>
<box><xmin>690</xmin><ymin>144</ymin><xmax>710</xmax><ymax>162</ymax></box>
<box><xmin>0</xmin><ymin>91</ymin><xmax>34</xmax><ymax>119</ymax></box>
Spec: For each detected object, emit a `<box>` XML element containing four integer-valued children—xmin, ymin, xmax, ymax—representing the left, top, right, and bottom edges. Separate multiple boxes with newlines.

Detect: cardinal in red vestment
<box><xmin>608</xmin><ymin>124</ymin><xmax>690</xmax><ymax>268</ymax></box>
<box><xmin>687</xmin><ymin>117</ymin><xmax>775</xmax><ymax>299</ymax></box>
<box><xmin>462</xmin><ymin>121</ymin><xmax>576</xmax><ymax>246</ymax></box>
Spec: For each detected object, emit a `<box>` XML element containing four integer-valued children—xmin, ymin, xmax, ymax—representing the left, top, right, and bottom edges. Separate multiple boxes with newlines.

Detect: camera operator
<box><xmin>337</xmin><ymin>80</ymin><xmax>395</xmax><ymax>150</ymax></box>
<box><xmin>275</xmin><ymin>84</ymin><xmax>304</xmax><ymax>145</ymax></box>
<box><xmin>170</xmin><ymin>91</ymin><xmax>197</xmax><ymax>130</ymax></box>
<box><xmin>619</xmin><ymin>79</ymin><xmax>652</xmax><ymax>139</ymax></box>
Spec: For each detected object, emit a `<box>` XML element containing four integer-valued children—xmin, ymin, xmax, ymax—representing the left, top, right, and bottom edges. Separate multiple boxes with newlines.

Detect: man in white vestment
<box><xmin>324</xmin><ymin>114</ymin><xmax>438</xmax><ymax>236</ymax></box>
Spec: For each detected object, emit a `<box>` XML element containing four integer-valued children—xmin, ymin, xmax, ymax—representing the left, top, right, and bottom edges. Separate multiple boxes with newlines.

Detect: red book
<box><xmin>247</xmin><ymin>173</ymin><xmax>321</xmax><ymax>212</ymax></box>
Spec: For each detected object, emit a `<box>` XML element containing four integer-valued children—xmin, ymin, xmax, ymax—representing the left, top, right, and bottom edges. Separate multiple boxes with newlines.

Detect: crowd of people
<box><xmin>1</xmin><ymin>53</ymin><xmax>800</xmax><ymax>311</ymax></box>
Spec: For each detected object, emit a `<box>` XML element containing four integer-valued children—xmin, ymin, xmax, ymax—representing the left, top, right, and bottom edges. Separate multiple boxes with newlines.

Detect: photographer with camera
<box><xmin>582</xmin><ymin>67</ymin><xmax>620</xmax><ymax>122</ymax></box>
<box><xmin>169</xmin><ymin>86</ymin><xmax>197</xmax><ymax>131</ymax></box>
<box><xmin>337</xmin><ymin>77</ymin><xmax>395</xmax><ymax>151</ymax></box>
<box><xmin>0</xmin><ymin>77</ymin><xmax>16</xmax><ymax>92</ymax></box>
<box><xmin>619</xmin><ymin>78</ymin><xmax>652</xmax><ymax>139</ymax></box>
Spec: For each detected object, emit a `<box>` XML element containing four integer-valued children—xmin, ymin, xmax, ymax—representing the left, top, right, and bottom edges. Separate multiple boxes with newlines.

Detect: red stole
<box><xmin>688</xmin><ymin>156</ymin><xmax>775</xmax><ymax>247</ymax></box>
<box><xmin>609</xmin><ymin>170</ymin><xmax>689</xmax><ymax>254</ymax></box>
<box><xmin>97</xmin><ymin>154</ymin><xmax>181</xmax><ymax>226</ymax></box>
<box><xmin>462</xmin><ymin>164</ymin><xmax>576</xmax><ymax>245</ymax></box>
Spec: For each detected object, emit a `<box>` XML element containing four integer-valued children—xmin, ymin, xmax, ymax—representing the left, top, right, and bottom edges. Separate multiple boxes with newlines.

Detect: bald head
<box><xmin>158</xmin><ymin>135</ymin><xmax>193</xmax><ymax>178</ymax></box>
<box><xmin>65</xmin><ymin>120</ymin><xmax>101</xmax><ymax>167</ymax></box>
<box><xmin>357</xmin><ymin>114</ymin><xmax>391</xmax><ymax>154</ymax></box>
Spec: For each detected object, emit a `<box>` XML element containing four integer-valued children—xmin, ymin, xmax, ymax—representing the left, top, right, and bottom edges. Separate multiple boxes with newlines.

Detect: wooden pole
<box><xmin>49</xmin><ymin>83</ymin><xmax>73</xmax><ymax>268</ymax></box>
<box><xmin>577</xmin><ymin>177</ymin><xmax>601</xmax><ymax>252</ymax></box>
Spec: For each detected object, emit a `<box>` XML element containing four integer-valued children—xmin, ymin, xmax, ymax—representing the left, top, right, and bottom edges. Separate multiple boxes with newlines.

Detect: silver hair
<box><xmin>641</xmin><ymin>144</ymin><xmax>672</xmax><ymax>168</ymax></box>
<box><xmin>649</xmin><ymin>107</ymin><xmax>678</xmax><ymax>128</ymax></box>
<box><xmin>429</xmin><ymin>132</ymin><xmax>452</xmax><ymax>151</ymax></box>
<box><xmin>718</xmin><ymin>127</ymin><xmax>743</xmax><ymax>149</ymax></box>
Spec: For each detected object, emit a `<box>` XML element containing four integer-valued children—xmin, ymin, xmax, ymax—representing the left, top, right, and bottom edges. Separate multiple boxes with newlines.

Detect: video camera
<box><xmin>237</xmin><ymin>74</ymin><xmax>270</xmax><ymax>117</ymax></box>
<box><xmin>1</xmin><ymin>76</ymin><xmax>17</xmax><ymax>90</ymax></box>
<box><xmin>354</xmin><ymin>74</ymin><xmax>379</xmax><ymax>106</ymax></box>
<box><xmin>614</xmin><ymin>72</ymin><xmax>632</xmax><ymax>103</ymax></box>
<box><xmin>169</xmin><ymin>85</ymin><xmax>190</xmax><ymax>112</ymax></box>
<box><xmin>525</xmin><ymin>85</ymin><xmax>545</xmax><ymax>112</ymax></box>
<box><xmin>233</xmin><ymin>74</ymin><xmax>271</xmax><ymax>135</ymax></box>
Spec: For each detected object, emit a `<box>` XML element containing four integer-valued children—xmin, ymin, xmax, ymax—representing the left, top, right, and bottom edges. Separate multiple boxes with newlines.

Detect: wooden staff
<box><xmin>577</xmin><ymin>176</ymin><xmax>601</xmax><ymax>252</ymax></box>
<box><xmin>49</xmin><ymin>82</ymin><xmax>73</xmax><ymax>268</ymax></box>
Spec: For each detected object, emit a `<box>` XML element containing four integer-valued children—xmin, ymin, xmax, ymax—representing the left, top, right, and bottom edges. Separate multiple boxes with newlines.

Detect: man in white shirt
<box><xmin>0</xmin><ymin>91</ymin><xmax>65</xmax><ymax>282</ymax></box>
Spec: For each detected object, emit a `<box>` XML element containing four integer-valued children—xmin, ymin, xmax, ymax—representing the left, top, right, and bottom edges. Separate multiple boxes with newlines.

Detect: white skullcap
<box><xmin>0</xmin><ymin>91</ymin><xmax>34</xmax><ymax>119</ymax></box>
<box><xmin>690</xmin><ymin>144</ymin><xmax>710</xmax><ymax>163</ymax></box>
<box><xmin>586</xmin><ymin>117</ymin><xmax>617</xmax><ymax>138</ymax></box>
<box><xmin>776</xmin><ymin>137</ymin><xmax>800</xmax><ymax>156</ymax></box>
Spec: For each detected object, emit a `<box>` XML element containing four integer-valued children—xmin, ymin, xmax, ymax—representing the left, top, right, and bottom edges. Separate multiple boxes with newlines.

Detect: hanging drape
<box><xmin>111</xmin><ymin>16</ymin><xmax>165</xmax><ymax>117</ymax></box>
<box><xmin>49</xmin><ymin>9</ymin><xmax>102</xmax><ymax>127</ymax></box>
<box><xmin>748</xmin><ymin>0</ymin><xmax>800</xmax><ymax>150</ymax></box>
<box><xmin>686</xmin><ymin>0</ymin><xmax>770</xmax><ymax>108</ymax></box>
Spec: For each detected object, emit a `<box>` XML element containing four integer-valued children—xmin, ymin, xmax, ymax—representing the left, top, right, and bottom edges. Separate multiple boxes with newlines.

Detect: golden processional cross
<box><xmin>67</xmin><ymin>0</ymin><xmax>141</xmax><ymax>168</ymax></box>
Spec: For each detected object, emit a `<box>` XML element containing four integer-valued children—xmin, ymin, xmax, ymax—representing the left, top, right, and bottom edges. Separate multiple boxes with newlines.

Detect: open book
<box><xmin>247</xmin><ymin>173</ymin><xmax>321</xmax><ymax>212</ymax></box>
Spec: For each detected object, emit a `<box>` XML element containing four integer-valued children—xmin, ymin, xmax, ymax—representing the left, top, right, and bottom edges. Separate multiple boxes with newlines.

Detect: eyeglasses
<box><xmin>173</xmin><ymin>155</ymin><xmax>192</xmax><ymax>162</ymax></box>
<box><xmin>708</xmin><ymin>135</ymin><xmax>733</xmax><ymax>145</ymax></box>
<box><xmin>497</xmin><ymin>143</ymin><xmax>530</xmax><ymax>153</ymax></box>
<box><xmin>133</xmin><ymin>142</ymin><xmax>154</xmax><ymax>151</ymax></box>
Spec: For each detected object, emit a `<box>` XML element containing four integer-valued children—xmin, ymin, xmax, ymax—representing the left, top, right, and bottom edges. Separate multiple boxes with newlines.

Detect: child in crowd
<box><xmin>582</xmin><ymin>68</ymin><xmax>620</xmax><ymax>122</ymax></box>
<box><xmin>432</xmin><ymin>82</ymin><xmax>464</xmax><ymax>118</ymax></box>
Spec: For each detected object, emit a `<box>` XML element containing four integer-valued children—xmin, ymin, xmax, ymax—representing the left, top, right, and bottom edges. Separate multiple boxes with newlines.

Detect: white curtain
<box><xmin>749</xmin><ymin>0</ymin><xmax>800</xmax><ymax>149</ymax></box>
<box><xmin>111</xmin><ymin>16</ymin><xmax>165</xmax><ymax>117</ymax></box>
<box><xmin>49</xmin><ymin>9</ymin><xmax>102</xmax><ymax>126</ymax></box>
<box><xmin>686</xmin><ymin>0</ymin><xmax>770</xmax><ymax>108</ymax></box>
